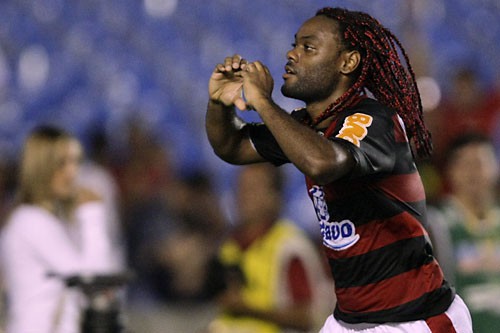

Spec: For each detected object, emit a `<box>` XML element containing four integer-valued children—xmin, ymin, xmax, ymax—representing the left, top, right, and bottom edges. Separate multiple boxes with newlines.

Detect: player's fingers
<box><xmin>263</xmin><ymin>64</ymin><xmax>271</xmax><ymax>75</ymax></box>
<box><xmin>240</xmin><ymin>58</ymin><xmax>249</xmax><ymax>70</ymax></box>
<box><xmin>245</xmin><ymin>62</ymin><xmax>256</xmax><ymax>72</ymax></box>
<box><xmin>224</xmin><ymin>55</ymin><xmax>237</xmax><ymax>71</ymax></box>
<box><xmin>214</xmin><ymin>63</ymin><xmax>226</xmax><ymax>73</ymax></box>
<box><xmin>234</xmin><ymin>70</ymin><xmax>245</xmax><ymax>78</ymax></box>
<box><xmin>253</xmin><ymin>61</ymin><xmax>270</xmax><ymax>74</ymax></box>
<box><xmin>252</xmin><ymin>61</ymin><xmax>265</xmax><ymax>71</ymax></box>
<box><xmin>231</xmin><ymin>54</ymin><xmax>244</xmax><ymax>69</ymax></box>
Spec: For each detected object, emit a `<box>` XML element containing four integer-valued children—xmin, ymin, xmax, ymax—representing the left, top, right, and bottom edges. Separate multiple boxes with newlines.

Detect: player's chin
<box><xmin>281</xmin><ymin>83</ymin><xmax>296</xmax><ymax>98</ymax></box>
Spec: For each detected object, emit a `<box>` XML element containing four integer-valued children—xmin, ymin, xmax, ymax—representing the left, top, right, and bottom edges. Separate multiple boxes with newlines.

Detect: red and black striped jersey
<box><xmin>248</xmin><ymin>97</ymin><xmax>454</xmax><ymax>324</ymax></box>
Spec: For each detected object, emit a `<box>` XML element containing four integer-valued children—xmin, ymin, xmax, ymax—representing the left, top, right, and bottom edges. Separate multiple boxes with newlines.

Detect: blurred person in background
<box><xmin>0</xmin><ymin>161</ymin><xmax>16</xmax><ymax>224</ymax></box>
<box><xmin>0</xmin><ymin>126</ymin><xmax>120</xmax><ymax>333</ymax></box>
<box><xmin>428</xmin><ymin>66</ymin><xmax>500</xmax><ymax>162</ymax></box>
<box><xmin>115</xmin><ymin>120</ymin><xmax>227</xmax><ymax>306</ymax></box>
<box><xmin>208</xmin><ymin>164</ymin><xmax>333</xmax><ymax>333</ymax></box>
<box><xmin>150</xmin><ymin>170</ymin><xmax>227</xmax><ymax>302</ymax></box>
<box><xmin>113</xmin><ymin>119</ymin><xmax>176</xmax><ymax>304</ymax></box>
<box><xmin>417</xmin><ymin>67</ymin><xmax>500</xmax><ymax>205</ymax></box>
<box><xmin>0</xmin><ymin>160</ymin><xmax>17</xmax><ymax>327</ymax></box>
<box><xmin>78</xmin><ymin>128</ymin><xmax>126</xmax><ymax>273</ymax></box>
<box><xmin>427</xmin><ymin>133</ymin><xmax>500</xmax><ymax>333</ymax></box>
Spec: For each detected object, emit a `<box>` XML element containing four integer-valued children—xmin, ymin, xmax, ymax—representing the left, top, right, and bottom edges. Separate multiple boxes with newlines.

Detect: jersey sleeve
<box><xmin>247</xmin><ymin>109</ymin><xmax>307</xmax><ymax>166</ymax></box>
<box><xmin>329</xmin><ymin>106</ymin><xmax>398</xmax><ymax>178</ymax></box>
<box><xmin>247</xmin><ymin>103</ymin><xmax>400</xmax><ymax>177</ymax></box>
<box><xmin>247</xmin><ymin>123</ymin><xmax>290</xmax><ymax>166</ymax></box>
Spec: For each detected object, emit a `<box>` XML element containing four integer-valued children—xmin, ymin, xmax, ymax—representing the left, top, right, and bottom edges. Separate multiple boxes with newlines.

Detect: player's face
<box><xmin>281</xmin><ymin>15</ymin><xmax>346</xmax><ymax>103</ymax></box>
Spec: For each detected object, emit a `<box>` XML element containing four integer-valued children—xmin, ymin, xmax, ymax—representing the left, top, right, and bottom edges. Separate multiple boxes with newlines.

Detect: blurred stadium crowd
<box><xmin>0</xmin><ymin>0</ymin><xmax>498</xmax><ymax>178</ymax></box>
<box><xmin>0</xmin><ymin>0</ymin><xmax>499</xmax><ymax>332</ymax></box>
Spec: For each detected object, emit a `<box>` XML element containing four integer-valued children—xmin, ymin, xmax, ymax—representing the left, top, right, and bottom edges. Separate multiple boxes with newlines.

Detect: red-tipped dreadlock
<box><xmin>314</xmin><ymin>7</ymin><xmax>432</xmax><ymax>158</ymax></box>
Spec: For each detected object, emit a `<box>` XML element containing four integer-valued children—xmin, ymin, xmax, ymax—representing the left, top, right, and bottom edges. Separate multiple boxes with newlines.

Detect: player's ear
<box><xmin>340</xmin><ymin>50</ymin><xmax>361</xmax><ymax>75</ymax></box>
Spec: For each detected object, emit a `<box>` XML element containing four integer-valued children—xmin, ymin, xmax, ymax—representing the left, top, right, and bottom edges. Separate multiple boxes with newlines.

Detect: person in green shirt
<box><xmin>428</xmin><ymin>132</ymin><xmax>500</xmax><ymax>333</ymax></box>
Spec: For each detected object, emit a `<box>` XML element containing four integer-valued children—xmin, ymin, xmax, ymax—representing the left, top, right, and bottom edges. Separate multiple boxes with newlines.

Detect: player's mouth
<box><xmin>283</xmin><ymin>65</ymin><xmax>296</xmax><ymax>79</ymax></box>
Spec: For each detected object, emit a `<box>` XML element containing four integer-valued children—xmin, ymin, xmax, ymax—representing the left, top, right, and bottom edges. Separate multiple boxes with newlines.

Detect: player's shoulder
<box><xmin>336</xmin><ymin>97</ymin><xmax>395</xmax><ymax>132</ymax></box>
<box><xmin>336</xmin><ymin>97</ymin><xmax>397</xmax><ymax>133</ymax></box>
<box><xmin>349</xmin><ymin>97</ymin><xmax>395</xmax><ymax>117</ymax></box>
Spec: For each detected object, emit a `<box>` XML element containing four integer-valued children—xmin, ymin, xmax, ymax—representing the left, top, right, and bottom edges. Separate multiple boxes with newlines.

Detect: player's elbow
<box><xmin>304</xmin><ymin>162</ymin><xmax>336</xmax><ymax>185</ymax></box>
<box><xmin>212</xmin><ymin>146</ymin><xmax>241</xmax><ymax>165</ymax></box>
<box><xmin>212</xmin><ymin>141</ymin><xmax>260</xmax><ymax>165</ymax></box>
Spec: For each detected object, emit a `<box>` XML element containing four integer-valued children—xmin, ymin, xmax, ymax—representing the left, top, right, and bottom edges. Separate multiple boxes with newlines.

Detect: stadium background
<box><xmin>0</xmin><ymin>0</ymin><xmax>499</xmax><ymax>331</ymax></box>
<box><xmin>1</xmin><ymin>0</ymin><xmax>498</xmax><ymax>231</ymax></box>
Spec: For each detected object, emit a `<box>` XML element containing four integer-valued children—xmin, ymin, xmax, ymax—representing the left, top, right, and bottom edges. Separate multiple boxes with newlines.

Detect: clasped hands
<box><xmin>209</xmin><ymin>54</ymin><xmax>274</xmax><ymax>111</ymax></box>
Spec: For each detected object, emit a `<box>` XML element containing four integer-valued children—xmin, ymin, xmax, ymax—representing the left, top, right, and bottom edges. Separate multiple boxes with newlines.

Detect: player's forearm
<box><xmin>205</xmin><ymin>100</ymin><xmax>247</xmax><ymax>163</ymax></box>
<box><xmin>254</xmin><ymin>99</ymin><xmax>354</xmax><ymax>184</ymax></box>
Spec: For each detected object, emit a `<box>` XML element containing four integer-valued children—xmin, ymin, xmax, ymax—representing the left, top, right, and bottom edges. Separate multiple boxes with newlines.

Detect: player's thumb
<box><xmin>234</xmin><ymin>97</ymin><xmax>247</xmax><ymax>111</ymax></box>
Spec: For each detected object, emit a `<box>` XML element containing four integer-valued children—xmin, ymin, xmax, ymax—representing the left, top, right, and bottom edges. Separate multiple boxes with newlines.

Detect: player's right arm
<box><xmin>206</xmin><ymin>55</ymin><xmax>265</xmax><ymax>165</ymax></box>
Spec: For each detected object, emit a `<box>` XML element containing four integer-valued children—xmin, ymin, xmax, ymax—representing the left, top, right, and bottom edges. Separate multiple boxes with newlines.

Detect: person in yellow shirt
<box><xmin>208</xmin><ymin>164</ymin><xmax>333</xmax><ymax>333</ymax></box>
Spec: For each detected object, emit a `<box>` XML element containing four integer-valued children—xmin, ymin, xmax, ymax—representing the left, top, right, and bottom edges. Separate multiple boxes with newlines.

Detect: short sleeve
<box><xmin>247</xmin><ymin>123</ymin><xmax>290</xmax><ymax>166</ymax></box>
<box><xmin>246</xmin><ymin>109</ymin><xmax>307</xmax><ymax>166</ymax></box>
<box><xmin>328</xmin><ymin>104</ymin><xmax>399</xmax><ymax>178</ymax></box>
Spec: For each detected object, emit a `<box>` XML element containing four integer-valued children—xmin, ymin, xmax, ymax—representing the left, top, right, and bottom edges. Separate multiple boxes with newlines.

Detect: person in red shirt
<box><xmin>430</xmin><ymin>67</ymin><xmax>500</xmax><ymax>161</ymax></box>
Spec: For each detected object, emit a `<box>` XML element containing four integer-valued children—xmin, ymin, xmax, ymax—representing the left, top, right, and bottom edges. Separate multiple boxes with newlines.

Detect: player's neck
<box><xmin>305</xmin><ymin>85</ymin><xmax>352</xmax><ymax>126</ymax></box>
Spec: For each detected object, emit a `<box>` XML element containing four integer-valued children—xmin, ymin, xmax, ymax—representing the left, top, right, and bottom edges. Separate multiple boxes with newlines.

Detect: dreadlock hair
<box><xmin>314</xmin><ymin>7</ymin><xmax>432</xmax><ymax>158</ymax></box>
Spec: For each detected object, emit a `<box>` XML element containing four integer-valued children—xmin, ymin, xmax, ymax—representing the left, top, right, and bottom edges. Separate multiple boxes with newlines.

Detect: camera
<box><xmin>50</xmin><ymin>272</ymin><xmax>133</xmax><ymax>333</ymax></box>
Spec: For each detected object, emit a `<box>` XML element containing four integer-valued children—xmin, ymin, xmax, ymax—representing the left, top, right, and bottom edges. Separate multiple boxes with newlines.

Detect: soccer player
<box><xmin>205</xmin><ymin>7</ymin><xmax>472</xmax><ymax>333</ymax></box>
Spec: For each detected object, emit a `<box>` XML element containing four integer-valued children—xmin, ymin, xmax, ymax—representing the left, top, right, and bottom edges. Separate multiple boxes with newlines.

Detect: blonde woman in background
<box><xmin>0</xmin><ymin>126</ymin><xmax>119</xmax><ymax>333</ymax></box>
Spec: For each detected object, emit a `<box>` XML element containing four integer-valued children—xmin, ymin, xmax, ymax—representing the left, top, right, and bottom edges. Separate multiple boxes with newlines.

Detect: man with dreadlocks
<box><xmin>206</xmin><ymin>7</ymin><xmax>472</xmax><ymax>333</ymax></box>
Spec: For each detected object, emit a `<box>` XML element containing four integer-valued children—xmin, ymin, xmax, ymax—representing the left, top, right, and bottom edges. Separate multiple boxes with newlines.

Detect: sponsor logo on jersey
<box><xmin>336</xmin><ymin>113</ymin><xmax>373</xmax><ymax>147</ymax></box>
<box><xmin>309</xmin><ymin>185</ymin><xmax>360</xmax><ymax>251</ymax></box>
<box><xmin>319</xmin><ymin>220</ymin><xmax>360</xmax><ymax>251</ymax></box>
